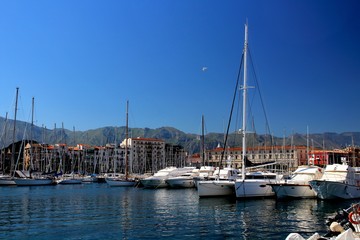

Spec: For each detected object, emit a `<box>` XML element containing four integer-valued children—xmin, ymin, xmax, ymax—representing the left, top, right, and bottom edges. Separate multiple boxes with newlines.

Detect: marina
<box><xmin>0</xmin><ymin>2</ymin><xmax>359</xmax><ymax>239</ymax></box>
<box><xmin>0</xmin><ymin>183</ymin><xmax>355</xmax><ymax>240</ymax></box>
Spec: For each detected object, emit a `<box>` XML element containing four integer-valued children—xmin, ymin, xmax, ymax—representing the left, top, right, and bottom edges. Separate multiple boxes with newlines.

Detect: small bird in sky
<box><xmin>202</xmin><ymin>66</ymin><xmax>208</xmax><ymax>72</ymax></box>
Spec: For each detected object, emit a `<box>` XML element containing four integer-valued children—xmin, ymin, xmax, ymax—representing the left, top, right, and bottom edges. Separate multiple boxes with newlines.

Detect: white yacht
<box><xmin>140</xmin><ymin>167</ymin><xmax>191</xmax><ymax>188</ymax></box>
<box><xmin>193</xmin><ymin>166</ymin><xmax>215</xmax><ymax>188</ymax></box>
<box><xmin>197</xmin><ymin>167</ymin><xmax>240</xmax><ymax>197</ymax></box>
<box><xmin>82</xmin><ymin>174</ymin><xmax>99</xmax><ymax>183</ymax></box>
<box><xmin>309</xmin><ymin>163</ymin><xmax>360</xmax><ymax>200</ymax></box>
<box><xmin>166</xmin><ymin>168</ymin><xmax>197</xmax><ymax>188</ymax></box>
<box><xmin>268</xmin><ymin>165</ymin><xmax>323</xmax><ymax>198</ymax></box>
<box><xmin>105</xmin><ymin>173</ymin><xmax>136</xmax><ymax>187</ymax></box>
<box><xmin>235</xmin><ymin>171</ymin><xmax>281</xmax><ymax>198</ymax></box>
<box><xmin>57</xmin><ymin>173</ymin><xmax>83</xmax><ymax>184</ymax></box>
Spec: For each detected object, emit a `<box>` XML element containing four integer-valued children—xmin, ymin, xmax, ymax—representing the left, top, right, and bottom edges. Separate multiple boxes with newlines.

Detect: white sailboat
<box><xmin>268</xmin><ymin>165</ymin><xmax>323</xmax><ymax>199</ymax></box>
<box><xmin>13</xmin><ymin>97</ymin><xmax>55</xmax><ymax>186</ymax></box>
<box><xmin>14</xmin><ymin>170</ymin><xmax>54</xmax><ymax>186</ymax></box>
<box><xmin>0</xmin><ymin>174</ymin><xmax>16</xmax><ymax>185</ymax></box>
<box><xmin>106</xmin><ymin>100</ymin><xmax>136</xmax><ymax>187</ymax></box>
<box><xmin>234</xmin><ymin>23</ymin><xmax>281</xmax><ymax>198</ymax></box>
<box><xmin>192</xmin><ymin>115</ymin><xmax>216</xmax><ymax>188</ymax></box>
<box><xmin>0</xmin><ymin>93</ymin><xmax>17</xmax><ymax>186</ymax></box>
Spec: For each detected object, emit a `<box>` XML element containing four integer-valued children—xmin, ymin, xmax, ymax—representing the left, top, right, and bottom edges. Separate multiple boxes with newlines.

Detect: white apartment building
<box><xmin>207</xmin><ymin>145</ymin><xmax>308</xmax><ymax>172</ymax></box>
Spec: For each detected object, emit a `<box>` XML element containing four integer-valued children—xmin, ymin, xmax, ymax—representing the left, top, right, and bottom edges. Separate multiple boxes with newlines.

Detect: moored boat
<box><xmin>268</xmin><ymin>165</ymin><xmax>323</xmax><ymax>199</ymax></box>
<box><xmin>82</xmin><ymin>174</ymin><xmax>99</xmax><ymax>183</ymax></box>
<box><xmin>14</xmin><ymin>177</ymin><xmax>55</xmax><ymax>186</ymax></box>
<box><xmin>140</xmin><ymin>167</ymin><xmax>194</xmax><ymax>189</ymax></box>
<box><xmin>309</xmin><ymin>163</ymin><xmax>360</xmax><ymax>200</ymax></box>
<box><xmin>0</xmin><ymin>174</ymin><xmax>16</xmax><ymax>185</ymax></box>
<box><xmin>105</xmin><ymin>101</ymin><xmax>137</xmax><ymax>188</ymax></box>
<box><xmin>166</xmin><ymin>168</ymin><xmax>198</xmax><ymax>188</ymax></box>
<box><xmin>197</xmin><ymin>167</ymin><xmax>240</xmax><ymax>197</ymax></box>
<box><xmin>57</xmin><ymin>173</ymin><xmax>83</xmax><ymax>184</ymax></box>
<box><xmin>235</xmin><ymin>171</ymin><xmax>281</xmax><ymax>198</ymax></box>
<box><xmin>14</xmin><ymin>171</ymin><xmax>55</xmax><ymax>186</ymax></box>
<box><xmin>193</xmin><ymin>166</ymin><xmax>215</xmax><ymax>188</ymax></box>
<box><xmin>105</xmin><ymin>173</ymin><xmax>136</xmax><ymax>187</ymax></box>
<box><xmin>140</xmin><ymin>167</ymin><xmax>177</xmax><ymax>188</ymax></box>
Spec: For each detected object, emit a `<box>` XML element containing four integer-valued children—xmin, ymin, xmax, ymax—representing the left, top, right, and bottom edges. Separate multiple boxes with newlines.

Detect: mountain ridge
<box><xmin>0</xmin><ymin>116</ymin><xmax>358</xmax><ymax>154</ymax></box>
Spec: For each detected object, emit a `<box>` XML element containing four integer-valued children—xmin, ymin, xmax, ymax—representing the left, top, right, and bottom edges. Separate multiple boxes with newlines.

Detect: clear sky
<box><xmin>1</xmin><ymin>0</ymin><xmax>360</xmax><ymax>137</ymax></box>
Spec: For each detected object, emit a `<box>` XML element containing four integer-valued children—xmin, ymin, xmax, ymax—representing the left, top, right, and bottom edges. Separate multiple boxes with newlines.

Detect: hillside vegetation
<box><xmin>0</xmin><ymin>117</ymin><xmax>358</xmax><ymax>154</ymax></box>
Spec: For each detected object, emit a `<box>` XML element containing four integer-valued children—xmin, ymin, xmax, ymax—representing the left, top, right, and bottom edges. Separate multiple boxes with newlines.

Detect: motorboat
<box><xmin>197</xmin><ymin>167</ymin><xmax>240</xmax><ymax>197</ymax></box>
<box><xmin>235</xmin><ymin>171</ymin><xmax>282</xmax><ymax>198</ymax></box>
<box><xmin>309</xmin><ymin>163</ymin><xmax>360</xmax><ymax>200</ymax></box>
<box><xmin>140</xmin><ymin>167</ymin><xmax>194</xmax><ymax>189</ymax></box>
<box><xmin>105</xmin><ymin>173</ymin><xmax>136</xmax><ymax>187</ymax></box>
<box><xmin>166</xmin><ymin>168</ymin><xmax>198</xmax><ymax>188</ymax></box>
<box><xmin>57</xmin><ymin>173</ymin><xmax>83</xmax><ymax>184</ymax></box>
<box><xmin>82</xmin><ymin>174</ymin><xmax>99</xmax><ymax>183</ymax></box>
<box><xmin>193</xmin><ymin>166</ymin><xmax>215</xmax><ymax>188</ymax></box>
<box><xmin>268</xmin><ymin>165</ymin><xmax>323</xmax><ymax>198</ymax></box>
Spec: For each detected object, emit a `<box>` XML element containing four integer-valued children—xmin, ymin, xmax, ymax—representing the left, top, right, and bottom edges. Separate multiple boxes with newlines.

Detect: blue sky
<box><xmin>1</xmin><ymin>0</ymin><xmax>360</xmax><ymax>137</ymax></box>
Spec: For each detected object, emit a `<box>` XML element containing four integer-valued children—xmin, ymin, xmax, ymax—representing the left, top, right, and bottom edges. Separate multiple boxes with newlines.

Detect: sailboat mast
<box><xmin>241</xmin><ymin>23</ymin><xmax>248</xmax><ymax>180</ymax></box>
<box><xmin>125</xmin><ymin>100</ymin><xmax>129</xmax><ymax>179</ymax></box>
<box><xmin>201</xmin><ymin>114</ymin><xmax>205</xmax><ymax>166</ymax></box>
<box><xmin>11</xmin><ymin>87</ymin><xmax>19</xmax><ymax>176</ymax></box>
<box><xmin>30</xmin><ymin>97</ymin><xmax>34</xmax><ymax>171</ymax></box>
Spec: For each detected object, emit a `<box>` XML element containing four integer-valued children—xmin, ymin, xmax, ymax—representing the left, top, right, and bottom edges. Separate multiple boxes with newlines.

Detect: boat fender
<box><xmin>348</xmin><ymin>211</ymin><xmax>360</xmax><ymax>225</ymax></box>
<box><xmin>329</xmin><ymin>221</ymin><xmax>345</xmax><ymax>233</ymax></box>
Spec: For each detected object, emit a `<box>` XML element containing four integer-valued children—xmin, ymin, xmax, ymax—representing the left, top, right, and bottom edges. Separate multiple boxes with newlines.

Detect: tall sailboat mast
<box><xmin>125</xmin><ymin>100</ymin><xmax>129</xmax><ymax>180</ymax></box>
<box><xmin>11</xmin><ymin>87</ymin><xmax>19</xmax><ymax>176</ymax></box>
<box><xmin>201</xmin><ymin>114</ymin><xmax>205</xmax><ymax>166</ymax></box>
<box><xmin>30</xmin><ymin>97</ymin><xmax>34</xmax><ymax>171</ymax></box>
<box><xmin>241</xmin><ymin>23</ymin><xmax>248</xmax><ymax>180</ymax></box>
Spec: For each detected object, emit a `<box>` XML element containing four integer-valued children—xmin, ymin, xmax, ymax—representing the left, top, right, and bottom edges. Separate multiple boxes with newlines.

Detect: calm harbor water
<box><xmin>0</xmin><ymin>183</ymin><xmax>354</xmax><ymax>240</ymax></box>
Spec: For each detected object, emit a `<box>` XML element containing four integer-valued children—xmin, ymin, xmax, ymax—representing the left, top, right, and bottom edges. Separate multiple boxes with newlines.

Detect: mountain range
<box><xmin>0</xmin><ymin>116</ymin><xmax>358</xmax><ymax>154</ymax></box>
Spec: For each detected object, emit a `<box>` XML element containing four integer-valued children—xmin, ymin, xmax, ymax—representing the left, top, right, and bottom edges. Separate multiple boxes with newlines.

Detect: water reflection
<box><xmin>0</xmin><ymin>185</ymin><xmax>355</xmax><ymax>240</ymax></box>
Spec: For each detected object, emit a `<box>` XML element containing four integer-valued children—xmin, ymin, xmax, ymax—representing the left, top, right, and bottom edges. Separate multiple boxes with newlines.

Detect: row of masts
<box><xmin>1</xmin><ymin>87</ymin><xmax>134</xmax><ymax>177</ymax></box>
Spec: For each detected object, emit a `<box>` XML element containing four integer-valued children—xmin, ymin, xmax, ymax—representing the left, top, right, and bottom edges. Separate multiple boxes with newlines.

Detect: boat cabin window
<box><xmin>246</xmin><ymin>175</ymin><xmax>276</xmax><ymax>180</ymax></box>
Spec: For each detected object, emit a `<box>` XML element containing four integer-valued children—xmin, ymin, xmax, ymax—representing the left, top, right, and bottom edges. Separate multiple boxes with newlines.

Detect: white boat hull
<box><xmin>0</xmin><ymin>176</ymin><xmax>16</xmax><ymax>185</ymax></box>
<box><xmin>235</xmin><ymin>179</ymin><xmax>275</xmax><ymax>198</ymax></box>
<box><xmin>105</xmin><ymin>178</ymin><xmax>136</xmax><ymax>187</ymax></box>
<box><xmin>197</xmin><ymin>180</ymin><xmax>235</xmax><ymax>197</ymax></box>
<box><xmin>140</xmin><ymin>178</ymin><xmax>168</xmax><ymax>188</ymax></box>
<box><xmin>14</xmin><ymin>178</ymin><xmax>54</xmax><ymax>186</ymax></box>
<box><xmin>269</xmin><ymin>183</ymin><xmax>316</xmax><ymax>198</ymax></box>
<box><xmin>82</xmin><ymin>176</ymin><xmax>98</xmax><ymax>183</ymax></box>
<box><xmin>166</xmin><ymin>177</ymin><xmax>195</xmax><ymax>188</ymax></box>
<box><xmin>58</xmin><ymin>179</ymin><xmax>82</xmax><ymax>184</ymax></box>
<box><xmin>309</xmin><ymin>180</ymin><xmax>360</xmax><ymax>200</ymax></box>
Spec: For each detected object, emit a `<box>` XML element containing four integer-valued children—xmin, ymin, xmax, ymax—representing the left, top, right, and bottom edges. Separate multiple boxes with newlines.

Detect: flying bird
<box><xmin>202</xmin><ymin>67</ymin><xmax>208</xmax><ymax>72</ymax></box>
